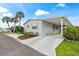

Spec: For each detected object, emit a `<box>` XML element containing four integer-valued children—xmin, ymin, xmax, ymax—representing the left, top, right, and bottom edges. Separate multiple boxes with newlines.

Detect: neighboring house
<box><xmin>24</xmin><ymin>16</ymin><xmax>71</xmax><ymax>36</ymax></box>
<box><xmin>0</xmin><ymin>28</ymin><xmax>11</xmax><ymax>32</ymax></box>
<box><xmin>3</xmin><ymin>28</ymin><xmax>11</xmax><ymax>32</ymax></box>
<box><xmin>0</xmin><ymin>28</ymin><xmax>4</xmax><ymax>32</ymax></box>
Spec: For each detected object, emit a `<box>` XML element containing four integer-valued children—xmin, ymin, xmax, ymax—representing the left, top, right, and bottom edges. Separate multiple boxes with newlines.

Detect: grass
<box><xmin>56</xmin><ymin>40</ymin><xmax>79</xmax><ymax>56</ymax></box>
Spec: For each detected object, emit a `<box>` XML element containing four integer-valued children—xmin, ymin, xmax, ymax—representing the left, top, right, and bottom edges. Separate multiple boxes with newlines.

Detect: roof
<box><xmin>23</xmin><ymin>16</ymin><xmax>71</xmax><ymax>25</ymax></box>
<box><xmin>23</xmin><ymin>19</ymin><xmax>43</xmax><ymax>25</ymax></box>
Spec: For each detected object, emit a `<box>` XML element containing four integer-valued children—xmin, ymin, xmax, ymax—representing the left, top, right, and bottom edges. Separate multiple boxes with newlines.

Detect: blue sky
<box><xmin>0</xmin><ymin>3</ymin><xmax>79</xmax><ymax>28</ymax></box>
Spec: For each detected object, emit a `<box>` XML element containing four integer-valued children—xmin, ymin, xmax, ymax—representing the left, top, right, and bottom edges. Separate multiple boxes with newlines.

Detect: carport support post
<box><xmin>61</xmin><ymin>18</ymin><xmax>63</xmax><ymax>38</ymax></box>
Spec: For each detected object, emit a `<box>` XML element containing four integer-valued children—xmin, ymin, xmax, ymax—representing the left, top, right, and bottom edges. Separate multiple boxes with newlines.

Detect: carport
<box><xmin>42</xmin><ymin>16</ymin><xmax>71</xmax><ymax>37</ymax></box>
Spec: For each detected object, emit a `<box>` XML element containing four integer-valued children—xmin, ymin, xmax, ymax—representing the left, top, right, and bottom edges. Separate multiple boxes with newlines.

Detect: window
<box><xmin>32</xmin><ymin>26</ymin><xmax>37</xmax><ymax>29</ymax></box>
<box><xmin>53</xmin><ymin>24</ymin><xmax>59</xmax><ymax>30</ymax></box>
<box><xmin>32</xmin><ymin>23</ymin><xmax>38</xmax><ymax>29</ymax></box>
<box><xmin>27</xmin><ymin>25</ymin><xmax>29</xmax><ymax>28</ymax></box>
<box><xmin>53</xmin><ymin>24</ymin><xmax>56</xmax><ymax>29</ymax></box>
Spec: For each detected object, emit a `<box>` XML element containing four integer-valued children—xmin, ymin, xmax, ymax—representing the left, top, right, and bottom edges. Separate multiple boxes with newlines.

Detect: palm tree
<box><xmin>10</xmin><ymin>17</ymin><xmax>18</xmax><ymax>32</ymax></box>
<box><xmin>15</xmin><ymin>11</ymin><xmax>24</xmax><ymax>28</ymax></box>
<box><xmin>2</xmin><ymin>16</ymin><xmax>11</xmax><ymax>29</ymax></box>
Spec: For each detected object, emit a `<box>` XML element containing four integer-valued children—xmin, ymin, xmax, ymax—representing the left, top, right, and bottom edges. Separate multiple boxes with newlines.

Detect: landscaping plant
<box><xmin>15</xmin><ymin>26</ymin><xmax>24</xmax><ymax>34</ymax></box>
<box><xmin>18</xmin><ymin>32</ymin><xmax>38</xmax><ymax>40</ymax></box>
<box><xmin>63</xmin><ymin>25</ymin><xmax>79</xmax><ymax>41</ymax></box>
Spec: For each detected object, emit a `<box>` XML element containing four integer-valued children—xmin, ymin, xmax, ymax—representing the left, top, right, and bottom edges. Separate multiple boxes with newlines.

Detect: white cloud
<box><xmin>35</xmin><ymin>9</ymin><xmax>50</xmax><ymax>16</ymax></box>
<box><xmin>0</xmin><ymin>6</ymin><xmax>13</xmax><ymax>28</ymax></box>
<box><xmin>52</xmin><ymin>3</ymin><xmax>67</xmax><ymax>10</ymax></box>
<box><xmin>0</xmin><ymin>6</ymin><xmax>9</xmax><ymax>13</ymax></box>
<box><xmin>2</xmin><ymin>12</ymin><xmax>12</xmax><ymax>17</ymax></box>
<box><xmin>0</xmin><ymin>6</ymin><xmax>13</xmax><ymax>17</ymax></box>
<box><xmin>56</xmin><ymin>3</ymin><xmax>67</xmax><ymax>7</ymax></box>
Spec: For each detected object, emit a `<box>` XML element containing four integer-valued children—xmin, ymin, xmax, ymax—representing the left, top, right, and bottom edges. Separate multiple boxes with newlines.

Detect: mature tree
<box><xmin>10</xmin><ymin>17</ymin><xmax>19</xmax><ymax>32</ymax></box>
<box><xmin>15</xmin><ymin>11</ymin><xmax>24</xmax><ymax>27</ymax></box>
<box><xmin>2</xmin><ymin>16</ymin><xmax>11</xmax><ymax>29</ymax></box>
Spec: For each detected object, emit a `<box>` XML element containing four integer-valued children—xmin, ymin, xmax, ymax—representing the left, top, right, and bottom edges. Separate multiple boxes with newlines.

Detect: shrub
<box><xmin>15</xmin><ymin>26</ymin><xmax>24</xmax><ymax>34</ymax></box>
<box><xmin>18</xmin><ymin>32</ymin><xmax>38</xmax><ymax>40</ymax></box>
<box><xmin>63</xmin><ymin>26</ymin><xmax>79</xmax><ymax>41</ymax></box>
<box><xmin>24</xmin><ymin>32</ymin><xmax>35</xmax><ymax>37</ymax></box>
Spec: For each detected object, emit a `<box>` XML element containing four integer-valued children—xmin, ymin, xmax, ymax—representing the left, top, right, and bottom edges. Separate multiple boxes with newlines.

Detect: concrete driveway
<box><xmin>0</xmin><ymin>34</ymin><xmax>45</xmax><ymax>56</ymax></box>
<box><xmin>21</xmin><ymin>34</ymin><xmax>64</xmax><ymax>56</ymax></box>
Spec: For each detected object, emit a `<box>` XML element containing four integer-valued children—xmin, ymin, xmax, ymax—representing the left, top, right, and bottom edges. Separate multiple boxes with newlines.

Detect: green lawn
<box><xmin>56</xmin><ymin>40</ymin><xmax>79</xmax><ymax>56</ymax></box>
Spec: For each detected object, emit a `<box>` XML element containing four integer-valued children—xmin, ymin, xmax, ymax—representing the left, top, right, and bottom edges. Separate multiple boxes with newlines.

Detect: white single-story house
<box><xmin>24</xmin><ymin>16</ymin><xmax>71</xmax><ymax>36</ymax></box>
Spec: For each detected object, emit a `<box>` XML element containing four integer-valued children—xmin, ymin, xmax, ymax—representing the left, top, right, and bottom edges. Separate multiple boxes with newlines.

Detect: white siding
<box><xmin>24</xmin><ymin>20</ymin><xmax>61</xmax><ymax>36</ymax></box>
<box><xmin>41</xmin><ymin>21</ymin><xmax>53</xmax><ymax>35</ymax></box>
<box><xmin>24</xmin><ymin>20</ymin><xmax>42</xmax><ymax>35</ymax></box>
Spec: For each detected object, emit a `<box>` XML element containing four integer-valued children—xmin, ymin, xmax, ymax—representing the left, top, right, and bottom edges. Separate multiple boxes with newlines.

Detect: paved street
<box><xmin>0</xmin><ymin>34</ymin><xmax>45</xmax><ymax>56</ymax></box>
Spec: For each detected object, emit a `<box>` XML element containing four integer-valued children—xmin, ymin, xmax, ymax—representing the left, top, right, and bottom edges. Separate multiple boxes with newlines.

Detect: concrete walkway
<box><xmin>6</xmin><ymin>34</ymin><xmax>64</xmax><ymax>56</ymax></box>
<box><xmin>0</xmin><ymin>34</ymin><xmax>45</xmax><ymax>56</ymax></box>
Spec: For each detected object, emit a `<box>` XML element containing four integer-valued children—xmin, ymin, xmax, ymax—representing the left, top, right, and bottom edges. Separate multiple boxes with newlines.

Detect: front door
<box><xmin>53</xmin><ymin>24</ymin><xmax>60</xmax><ymax>34</ymax></box>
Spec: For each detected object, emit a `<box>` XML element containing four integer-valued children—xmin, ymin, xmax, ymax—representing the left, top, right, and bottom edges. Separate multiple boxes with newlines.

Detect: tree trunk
<box><xmin>7</xmin><ymin>23</ymin><xmax>10</xmax><ymax>31</ymax></box>
<box><xmin>14</xmin><ymin>23</ymin><xmax>16</xmax><ymax>32</ymax></box>
<box><xmin>19</xmin><ymin>19</ymin><xmax>21</xmax><ymax>29</ymax></box>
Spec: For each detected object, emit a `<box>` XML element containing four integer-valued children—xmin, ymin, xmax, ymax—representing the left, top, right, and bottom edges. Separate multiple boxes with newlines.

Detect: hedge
<box><xmin>63</xmin><ymin>26</ymin><xmax>79</xmax><ymax>41</ymax></box>
<box><xmin>15</xmin><ymin>26</ymin><xmax>24</xmax><ymax>34</ymax></box>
